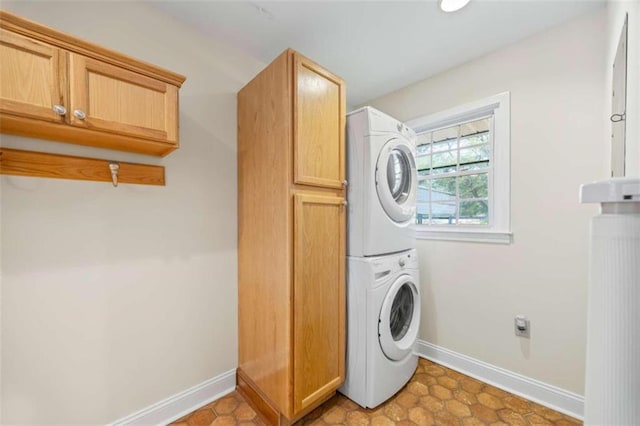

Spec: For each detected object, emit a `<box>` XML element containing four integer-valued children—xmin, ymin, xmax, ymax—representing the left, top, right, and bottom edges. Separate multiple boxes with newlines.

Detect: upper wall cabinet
<box><xmin>0</xmin><ymin>11</ymin><xmax>186</xmax><ymax>156</ymax></box>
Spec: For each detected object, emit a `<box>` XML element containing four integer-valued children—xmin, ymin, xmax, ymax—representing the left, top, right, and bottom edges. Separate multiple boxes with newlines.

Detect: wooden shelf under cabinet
<box><xmin>0</xmin><ymin>10</ymin><xmax>185</xmax><ymax>157</ymax></box>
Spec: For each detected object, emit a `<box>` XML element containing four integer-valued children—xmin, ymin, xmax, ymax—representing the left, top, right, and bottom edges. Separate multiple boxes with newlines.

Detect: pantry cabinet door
<box><xmin>68</xmin><ymin>53</ymin><xmax>178</xmax><ymax>144</ymax></box>
<box><xmin>293</xmin><ymin>53</ymin><xmax>345</xmax><ymax>189</ymax></box>
<box><xmin>0</xmin><ymin>29</ymin><xmax>66</xmax><ymax>123</ymax></box>
<box><xmin>293</xmin><ymin>192</ymin><xmax>345</xmax><ymax>413</ymax></box>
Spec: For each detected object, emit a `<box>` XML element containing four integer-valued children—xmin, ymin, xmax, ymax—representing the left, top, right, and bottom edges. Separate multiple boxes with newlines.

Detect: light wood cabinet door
<box><xmin>293</xmin><ymin>192</ymin><xmax>345</xmax><ymax>413</ymax></box>
<box><xmin>293</xmin><ymin>54</ymin><xmax>345</xmax><ymax>189</ymax></box>
<box><xmin>69</xmin><ymin>53</ymin><xmax>178</xmax><ymax>144</ymax></box>
<box><xmin>0</xmin><ymin>29</ymin><xmax>66</xmax><ymax>123</ymax></box>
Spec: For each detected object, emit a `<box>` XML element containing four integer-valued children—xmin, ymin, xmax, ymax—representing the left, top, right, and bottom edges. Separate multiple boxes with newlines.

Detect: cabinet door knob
<box><xmin>342</xmin><ymin>200</ymin><xmax>348</xmax><ymax>206</ymax></box>
<box><xmin>342</xmin><ymin>180</ymin><xmax>348</xmax><ymax>187</ymax></box>
<box><xmin>52</xmin><ymin>104</ymin><xmax>67</xmax><ymax>116</ymax></box>
<box><xmin>73</xmin><ymin>109</ymin><xmax>87</xmax><ymax>120</ymax></box>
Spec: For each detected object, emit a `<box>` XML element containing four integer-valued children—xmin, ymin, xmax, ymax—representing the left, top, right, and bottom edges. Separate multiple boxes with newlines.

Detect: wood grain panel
<box><xmin>0</xmin><ymin>147</ymin><xmax>165</xmax><ymax>185</ymax></box>
<box><xmin>0</xmin><ymin>114</ymin><xmax>177</xmax><ymax>156</ymax></box>
<box><xmin>87</xmin><ymin>73</ymin><xmax>164</xmax><ymax>128</ymax></box>
<box><xmin>0</xmin><ymin>28</ymin><xmax>65</xmax><ymax>123</ymax></box>
<box><xmin>237</xmin><ymin>50</ymin><xmax>293</xmax><ymax>416</ymax></box>
<box><xmin>236</xmin><ymin>369</ymin><xmax>335</xmax><ymax>426</ymax></box>
<box><xmin>165</xmin><ymin>84</ymin><xmax>179</xmax><ymax>144</ymax></box>
<box><xmin>0</xmin><ymin>10</ymin><xmax>185</xmax><ymax>87</ymax></box>
<box><xmin>293</xmin><ymin>53</ymin><xmax>345</xmax><ymax>189</ymax></box>
<box><xmin>69</xmin><ymin>53</ymin><xmax>177</xmax><ymax>143</ymax></box>
<box><xmin>236</xmin><ymin>369</ymin><xmax>281</xmax><ymax>426</ymax></box>
<box><xmin>293</xmin><ymin>192</ymin><xmax>345</xmax><ymax>413</ymax></box>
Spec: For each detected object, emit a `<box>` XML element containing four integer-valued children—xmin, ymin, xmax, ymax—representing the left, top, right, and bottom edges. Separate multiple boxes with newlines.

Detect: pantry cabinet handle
<box><xmin>342</xmin><ymin>180</ymin><xmax>348</xmax><ymax>187</ymax></box>
<box><xmin>73</xmin><ymin>109</ymin><xmax>87</xmax><ymax>120</ymax></box>
<box><xmin>52</xmin><ymin>104</ymin><xmax>67</xmax><ymax>116</ymax></box>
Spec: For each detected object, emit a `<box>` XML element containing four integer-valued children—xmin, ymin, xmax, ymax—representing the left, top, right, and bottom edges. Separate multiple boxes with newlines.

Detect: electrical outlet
<box><xmin>515</xmin><ymin>315</ymin><xmax>530</xmax><ymax>338</ymax></box>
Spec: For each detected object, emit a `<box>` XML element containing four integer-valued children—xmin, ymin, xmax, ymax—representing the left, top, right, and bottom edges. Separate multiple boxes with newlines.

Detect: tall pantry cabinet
<box><xmin>237</xmin><ymin>49</ymin><xmax>346</xmax><ymax>424</ymax></box>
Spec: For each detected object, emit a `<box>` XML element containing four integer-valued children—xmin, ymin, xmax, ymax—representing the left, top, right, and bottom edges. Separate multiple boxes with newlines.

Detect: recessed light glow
<box><xmin>440</xmin><ymin>0</ymin><xmax>471</xmax><ymax>13</ymax></box>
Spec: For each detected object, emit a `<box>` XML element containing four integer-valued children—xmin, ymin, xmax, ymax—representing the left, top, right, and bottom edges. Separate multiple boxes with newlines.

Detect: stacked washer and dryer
<box><xmin>339</xmin><ymin>107</ymin><xmax>421</xmax><ymax>408</ymax></box>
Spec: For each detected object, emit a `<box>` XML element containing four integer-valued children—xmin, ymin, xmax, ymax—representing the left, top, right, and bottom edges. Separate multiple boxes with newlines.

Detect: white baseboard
<box><xmin>415</xmin><ymin>340</ymin><xmax>584</xmax><ymax>420</ymax></box>
<box><xmin>109</xmin><ymin>369</ymin><xmax>236</xmax><ymax>426</ymax></box>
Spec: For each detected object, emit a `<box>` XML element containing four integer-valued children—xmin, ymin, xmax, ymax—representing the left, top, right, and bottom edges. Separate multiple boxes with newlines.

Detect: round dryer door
<box><xmin>375</xmin><ymin>139</ymin><xmax>417</xmax><ymax>223</ymax></box>
<box><xmin>379</xmin><ymin>274</ymin><xmax>420</xmax><ymax>361</ymax></box>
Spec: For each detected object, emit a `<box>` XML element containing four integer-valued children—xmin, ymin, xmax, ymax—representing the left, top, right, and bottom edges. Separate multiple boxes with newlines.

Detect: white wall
<box><xmin>0</xmin><ymin>2</ymin><xmax>263</xmax><ymax>424</ymax></box>
<box><xmin>606</xmin><ymin>0</ymin><xmax>640</xmax><ymax>176</ymax></box>
<box><xmin>367</xmin><ymin>10</ymin><xmax>606</xmax><ymax>394</ymax></box>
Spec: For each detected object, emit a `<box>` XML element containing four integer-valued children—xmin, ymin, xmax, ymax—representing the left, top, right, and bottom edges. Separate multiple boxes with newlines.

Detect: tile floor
<box><xmin>171</xmin><ymin>358</ymin><xmax>582</xmax><ymax>426</ymax></box>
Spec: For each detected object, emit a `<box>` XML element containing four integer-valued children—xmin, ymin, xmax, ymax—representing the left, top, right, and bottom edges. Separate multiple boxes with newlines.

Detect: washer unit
<box><xmin>339</xmin><ymin>249</ymin><xmax>420</xmax><ymax>408</ymax></box>
<box><xmin>347</xmin><ymin>107</ymin><xmax>418</xmax><ymax>257</ymax></box>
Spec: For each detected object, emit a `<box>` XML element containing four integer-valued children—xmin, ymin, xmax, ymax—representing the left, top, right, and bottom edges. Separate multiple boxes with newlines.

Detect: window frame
<box><xmin>406</xmin><ymin>92</ymin><xmax>511</xmax><ymax>244</ymax></box>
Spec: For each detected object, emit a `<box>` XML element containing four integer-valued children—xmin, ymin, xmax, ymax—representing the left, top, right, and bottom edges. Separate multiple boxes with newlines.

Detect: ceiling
<box><xmin>150</xmin><ymin>0</ymin><xmax>605</xmax><ymax>105</ymax></box>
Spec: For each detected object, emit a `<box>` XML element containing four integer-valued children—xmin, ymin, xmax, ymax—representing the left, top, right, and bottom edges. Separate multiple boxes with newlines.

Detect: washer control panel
<box><xmin>370</xmin><ymin>249</ymin><xmax>419</xmax><ymax>275</ymax></box>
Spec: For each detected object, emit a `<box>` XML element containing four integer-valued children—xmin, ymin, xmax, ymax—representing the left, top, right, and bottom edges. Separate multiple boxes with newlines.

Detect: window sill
<box><xmin>415</xmin><ymin>227</ymin><xmax>512</xmax><ymax>244</ymax></box>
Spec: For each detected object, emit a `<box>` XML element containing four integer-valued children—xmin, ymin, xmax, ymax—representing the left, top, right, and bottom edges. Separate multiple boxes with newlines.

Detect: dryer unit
<box><xmin>339</xmin><ymin>249</ymin><xmax>420</xmax><ymax>408</ymax></box>
<box><xmin>347</xmin><ymin>107</ymin><xmax>417</xmax><ymax>257</ymax></box>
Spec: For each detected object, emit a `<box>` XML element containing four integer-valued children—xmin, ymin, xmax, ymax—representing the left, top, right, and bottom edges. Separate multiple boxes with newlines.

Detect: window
<box><xmin>406</xmin><ymin>92</ymin><xmax>511</xmax><ymax>243</ymax></box>
<box><xmin>416</xmin><ymin>118</ymin><xmax>491</xmax><ymax>226</ymax></box>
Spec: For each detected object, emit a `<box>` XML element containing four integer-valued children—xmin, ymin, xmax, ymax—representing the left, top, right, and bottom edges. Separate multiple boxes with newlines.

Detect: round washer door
<box><xmin>375</xmin><ymin>139</ymin><xmax>417</xmax><ymax>223</ymax></box>
<box><xmin>379</xmin><ymin>274</ymin><xmax>420</xmax><ymax>361</ymax></box>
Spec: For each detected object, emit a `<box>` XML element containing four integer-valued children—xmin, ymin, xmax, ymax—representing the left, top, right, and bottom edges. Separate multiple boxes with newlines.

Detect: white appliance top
<box><xmin>580</xmin><ymin>178</ymin><xmax>640</xmax><ymax>204</ymax></box>
<box><xmin>348</xmin><ymin>106</ymin><xmax>416</xmax><ymax>140</ymax></box>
